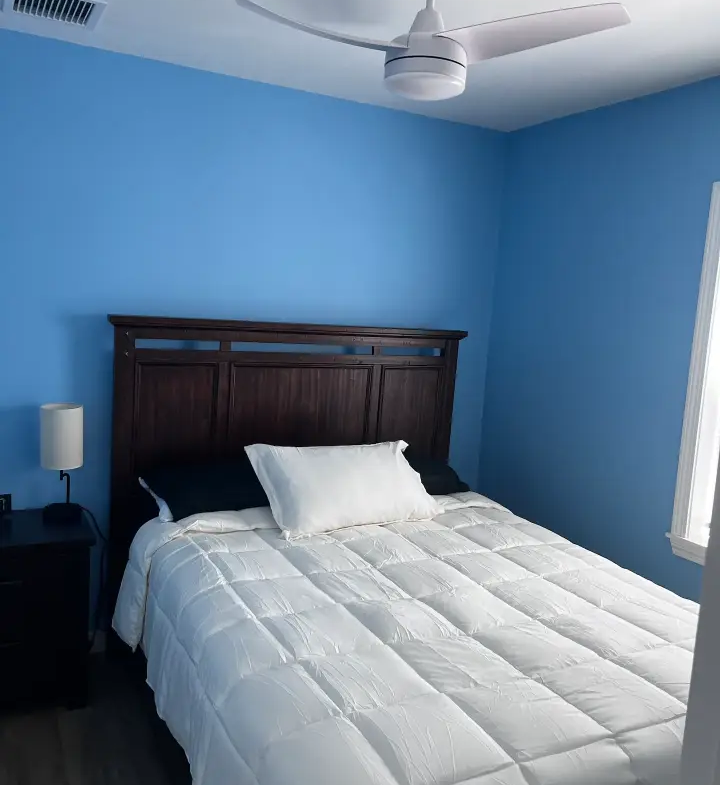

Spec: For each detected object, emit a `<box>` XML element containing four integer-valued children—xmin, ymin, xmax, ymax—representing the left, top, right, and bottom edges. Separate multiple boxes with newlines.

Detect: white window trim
<box><xmin>669</xmin><ymin>182</ymin><xmax>720</xmax><ymax>567</ymax></box>
<box><xmin>680</xmin><ymin>456</ymin><xmax>720</xmax><ymax>784</ymax></box>
<box><xmin>668</xmin><ymin>533</ymin><xmax>708</xmax><ymax>566</ymax></box>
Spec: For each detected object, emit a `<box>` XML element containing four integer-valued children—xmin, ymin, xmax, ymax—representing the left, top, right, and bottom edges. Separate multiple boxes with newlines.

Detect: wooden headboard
<box><xmin>107</xmin><ymin>315</ymin><xmax>467</xmax><ymax>611</ymax></box>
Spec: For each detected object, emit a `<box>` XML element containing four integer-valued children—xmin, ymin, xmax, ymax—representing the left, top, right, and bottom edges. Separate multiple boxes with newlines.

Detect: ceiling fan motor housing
<box><xmin>384</xmin><ymin>34</ymin><xmax>467</xmax><ymax>101</ymax></box>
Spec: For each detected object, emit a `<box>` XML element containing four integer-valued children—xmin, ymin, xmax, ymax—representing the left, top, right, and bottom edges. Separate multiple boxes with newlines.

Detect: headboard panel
<box><xmin>107</xmin><ymin>315</ymin><xmax>467</xmax><ymax>617</ymax></box>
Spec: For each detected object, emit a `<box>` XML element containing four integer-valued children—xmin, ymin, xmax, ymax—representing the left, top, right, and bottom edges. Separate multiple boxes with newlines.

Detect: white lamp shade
<box><xmin>40</xmin><ymin>403</ymin><xmax>84</xmax><ymax>471</ymax></box>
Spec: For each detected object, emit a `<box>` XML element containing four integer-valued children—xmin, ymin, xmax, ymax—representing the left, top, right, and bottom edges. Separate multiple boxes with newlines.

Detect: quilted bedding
<box><xmin>113</xmin><ymin>493</ymin><xmax>698</xmax><ymax>785</ymax></box>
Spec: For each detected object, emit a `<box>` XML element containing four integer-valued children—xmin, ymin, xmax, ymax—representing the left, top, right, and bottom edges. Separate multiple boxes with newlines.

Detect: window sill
<box><xmin>668</xmin><ymin>532</ymin><xmax>707</xmax><ymax>566</ymax></box>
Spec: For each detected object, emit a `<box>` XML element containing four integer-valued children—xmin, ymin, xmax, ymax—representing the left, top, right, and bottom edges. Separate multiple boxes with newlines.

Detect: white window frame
<box><xmin>669</xmin><ymin>182</ymin><xmax>720</xmax><ymax>566</ymax></box>
<box><xmin>680</xmin><ymin>456</ymin><xmax>720</xmax><ymax>784</ymax></box>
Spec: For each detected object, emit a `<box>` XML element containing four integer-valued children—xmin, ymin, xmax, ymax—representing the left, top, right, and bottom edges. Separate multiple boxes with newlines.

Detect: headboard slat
<box><xmin>106</xmin><ymin>315</ymin><xmax>467</xmax><ymax>623</ymax></box>
<box><xmin>134</xmin><ymin>350</ymin><xmax>446</xmax><ymax>367</ymax></box>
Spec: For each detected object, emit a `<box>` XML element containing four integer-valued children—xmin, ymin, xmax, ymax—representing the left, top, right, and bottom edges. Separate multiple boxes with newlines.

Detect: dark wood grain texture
<box><xmin>377</xmin><ymin>367</ymin><xmax>442</xmax><ymax>454</ymax></box>
<box><xmin>107</xmin><ymin>315</ymin><xmax>467</xmax><ymax>637</ymax></box>
<box><xmin>227</xmin><ymin>365</ymin><xmax>373</xmax><ymax>448</ymax></box>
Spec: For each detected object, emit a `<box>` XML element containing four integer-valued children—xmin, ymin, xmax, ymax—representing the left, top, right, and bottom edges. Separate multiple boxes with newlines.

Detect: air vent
<box><xmin>1</xmin><ymin>0</ymin><xmax>107</xmax><ymax>27</ymax></box>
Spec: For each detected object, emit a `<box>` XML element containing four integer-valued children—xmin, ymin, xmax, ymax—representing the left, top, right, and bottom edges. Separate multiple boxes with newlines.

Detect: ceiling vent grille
<box><xmin>1</xmin><ymin>0</ymin><xmax>107</xmax><ymax>27</ymax></box>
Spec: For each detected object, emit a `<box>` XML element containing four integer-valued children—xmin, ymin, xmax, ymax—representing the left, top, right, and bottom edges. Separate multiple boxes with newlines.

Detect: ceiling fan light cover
<box><xmin>384</xmin><ymin>59</ymin><xmax>466</xmax><ymax>101</ymax></box>
<box><xmin>384</xmin><ymin>33</ymin><xmax>467</xmax><ymax>101</ymax></box>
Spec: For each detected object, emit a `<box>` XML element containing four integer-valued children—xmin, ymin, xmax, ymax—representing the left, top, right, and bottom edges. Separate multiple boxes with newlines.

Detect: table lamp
<box><xmin>40</xmin><ymin>403</ymin><xmax>83</xmax><ymax>524</ymax></box>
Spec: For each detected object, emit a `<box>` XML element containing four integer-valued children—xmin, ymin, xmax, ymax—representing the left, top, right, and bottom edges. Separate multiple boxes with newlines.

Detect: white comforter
<box><xmin>113</xmin><ymin>493</ymin><xmax>698</xmax><ymax>785</ymax></box>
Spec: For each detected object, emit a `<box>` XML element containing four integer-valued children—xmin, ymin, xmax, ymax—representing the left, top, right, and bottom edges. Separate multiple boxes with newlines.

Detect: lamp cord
<box><xmin>80</xmin><ymin>506</ymin><xmax>107</xmax><ymax>653</ymax></box>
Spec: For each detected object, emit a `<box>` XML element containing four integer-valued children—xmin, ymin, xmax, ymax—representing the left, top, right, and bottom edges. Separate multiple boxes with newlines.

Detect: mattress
<box><xmin>113</xmin><ymin>493</ymin><xmax>698</xmax><ymax>785</ymax></box>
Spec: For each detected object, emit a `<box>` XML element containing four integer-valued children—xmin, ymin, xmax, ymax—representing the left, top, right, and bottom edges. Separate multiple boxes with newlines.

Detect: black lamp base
<box><xmin>43</xmin><ymin>502</ymin><xmax>82</xmax><ymax>526</ymax></box>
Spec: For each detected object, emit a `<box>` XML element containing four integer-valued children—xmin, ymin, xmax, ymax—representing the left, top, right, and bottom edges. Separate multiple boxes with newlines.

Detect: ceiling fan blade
<box><xmin>438</xmin><ymin>3</ymin><xmax>630</xmax><ymax>65</ymax></box>
<box><xmin>235</xmin><ymin>0</ymin><xmax>406</xmax><ymax>53</ymax></box>
<box><xmin>267</xmin><ymin>0</ymin><xmax>394</xmax><ymax>27</ymax></box>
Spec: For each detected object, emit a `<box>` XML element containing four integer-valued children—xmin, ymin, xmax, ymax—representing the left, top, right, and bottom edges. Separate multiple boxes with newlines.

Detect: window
<box><xmin>670</xmin><ymin>183</ymin><xmax>720</xmax><ymax>565</ymax></box>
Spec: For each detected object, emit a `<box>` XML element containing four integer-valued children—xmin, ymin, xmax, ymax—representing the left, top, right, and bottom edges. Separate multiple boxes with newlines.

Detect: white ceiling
<box><xmin>1</xmin><ymin>0</ymin><xmax>720</xmax><ymax>130</ymax></box>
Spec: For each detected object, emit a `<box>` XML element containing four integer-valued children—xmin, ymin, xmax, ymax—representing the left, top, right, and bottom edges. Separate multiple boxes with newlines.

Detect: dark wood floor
<box><xmin>0</xmin><ymin>657</ymin><xmax>191</xmax><ymax>785</ymax></box>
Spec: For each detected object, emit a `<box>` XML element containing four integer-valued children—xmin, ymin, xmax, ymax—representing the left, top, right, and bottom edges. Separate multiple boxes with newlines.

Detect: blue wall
<box><xmin>0</xmin><ymin>30</ymin><xmax>505</xmax><ymax>532</ymax></box>
<box><xmin>3</xmin><ymin>27</ymin><xmax>716</xmax><ymax>605</ymax></box>
<box><xmin>480</xmin><ymin>78</ymin><xmax>720</xmax><ymax>601</ymax></box>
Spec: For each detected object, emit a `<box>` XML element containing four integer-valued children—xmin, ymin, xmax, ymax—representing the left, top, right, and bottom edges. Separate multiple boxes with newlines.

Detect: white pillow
<box><xmin>139</xmin><ymin>477</ymin><xmax>174</xmax><ymax>522</ymax></box>
<box><xmin>176</xmin><ymin>506</ymin><xmax>279</xmax><ymax>533</ymax></box>
<box><xmin>245</xmin><ymin>441</ymin><xmax>441</xmax><ymax>538</ymax></box>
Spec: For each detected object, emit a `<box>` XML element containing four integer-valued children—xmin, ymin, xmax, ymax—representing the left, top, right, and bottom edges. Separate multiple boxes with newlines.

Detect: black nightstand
<box><xmin>0</xmin><ymin>508</ymin><xmax>95</xmax><ymax>709</ymax></box>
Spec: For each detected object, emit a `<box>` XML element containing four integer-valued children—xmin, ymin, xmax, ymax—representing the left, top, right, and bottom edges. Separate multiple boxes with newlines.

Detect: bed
<box><xmin>108</xmin><ymin>315</ymin><xmax>698</xmax><ymax>785</ymax></box>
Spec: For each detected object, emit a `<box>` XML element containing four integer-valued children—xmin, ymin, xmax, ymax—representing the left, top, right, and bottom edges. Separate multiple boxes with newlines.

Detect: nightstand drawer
<box><xmin>0</xmin><ymin>549</ymin><xmax>83</xmax><ymax>589</ymax></box>
<box><xmin>0</xmin><ymin>548</ymin><xmax>73</xmax><ymax>580</ymax></box>
<box><xmin>0</xmin><ymin>509</ymin><xmax>95</xmax><ymax>710</ymax></box>
<box><xmin>0</xmin><ymin>552</ymin><xmax>89</xmax><ymax>643</ymax></box>
<box><xmin>0</xmin><ymin>580</ymin><xmax>24</xmax><ymax>645</ymax></box>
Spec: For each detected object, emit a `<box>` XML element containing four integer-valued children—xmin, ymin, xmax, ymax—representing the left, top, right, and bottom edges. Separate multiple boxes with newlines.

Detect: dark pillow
<box><xmin>141</xmin><ymin>456</ymin><xmax>269</xmax><ymax>521</ymax></box>
<box><xmin>404</xmin><ymin>452</ymin><xmax>470</xmax><ymax>496</ymax></box>
<box><xmin>141</xmin><ymin>449</ymin><xmax>469</xmax><ymax>521</ymax></box>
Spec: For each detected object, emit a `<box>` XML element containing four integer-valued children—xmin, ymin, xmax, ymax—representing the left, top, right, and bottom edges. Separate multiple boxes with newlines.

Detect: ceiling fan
<box><xmin>235</xmin><ymin>0</ymin><xmax>631</xmax><ymax>102</ymax></box>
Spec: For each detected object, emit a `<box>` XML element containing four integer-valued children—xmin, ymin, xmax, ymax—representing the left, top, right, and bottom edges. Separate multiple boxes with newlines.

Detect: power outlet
<box><xmin>0</xmin><ymin>494</ymin><xmax>11</xmax><ymax>515</ymax></box>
